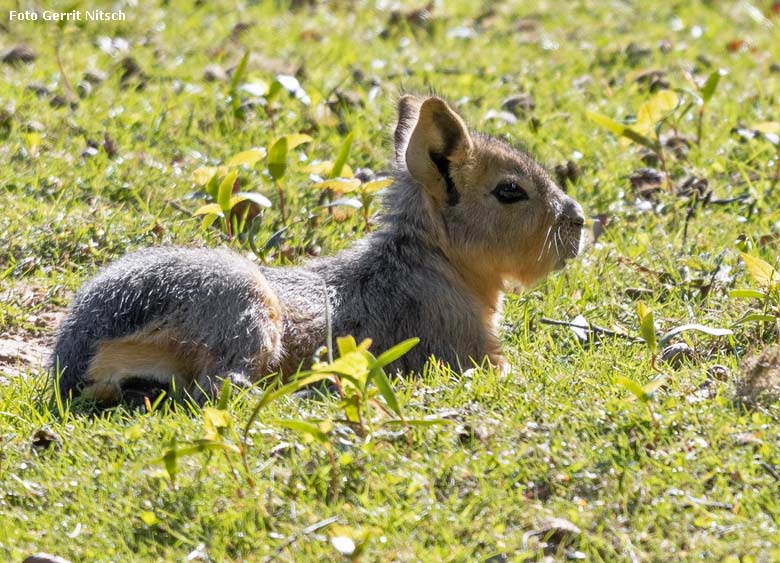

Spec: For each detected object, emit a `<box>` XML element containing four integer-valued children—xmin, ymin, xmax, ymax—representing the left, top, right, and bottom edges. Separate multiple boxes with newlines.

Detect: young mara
<box><xmin>51</xmin><ymin>95</ymin><xmax>585</xmax><ymax>406</ymax></box>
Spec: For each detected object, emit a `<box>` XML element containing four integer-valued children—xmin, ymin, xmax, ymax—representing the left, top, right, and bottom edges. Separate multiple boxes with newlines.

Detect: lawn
<box><xmin>1</xmin><ymin>1</ymin><xmax>780</xmax><ymax>561</ymax></box>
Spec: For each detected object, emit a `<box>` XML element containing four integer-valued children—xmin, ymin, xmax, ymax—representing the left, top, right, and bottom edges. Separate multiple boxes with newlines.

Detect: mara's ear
<box><xmin>394</xmin><ymin>95</ymin><xmax>423</xmax><ymax>165</ymax></box>
<box><xmin>405</xmin><ymin>97</ymin><xmax>473</xmax><ymax>206</ymax></box>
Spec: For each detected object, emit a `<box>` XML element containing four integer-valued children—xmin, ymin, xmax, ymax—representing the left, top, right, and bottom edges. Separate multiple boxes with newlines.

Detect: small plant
<box><xmin>616</xmin><ymin>300</ymin><xmax>733</xmax><ymax>440</ymax></box>
<box><xmin>303</xmin><ymin>132</ymin><xmax>394</xmax><ymax>229</ymax></box>
<box><xmin>155</xmin><ymin>335</ymin><xmax>443</xmax><ymax>501</ymax></box>
<box><xmin>242</xmin><ymin>335</ymin><xmax>435</xmax><ymax>500</ymax></box>
<box><xmin>266</xmin><ymin>133</ymin><xmax>314</xmax><ymax>223</ymax></box>
<box><xmin>688</xmin><ymin>69</ymin><xmax>724</xmax><ymax>146</ymax></box>
<box><xmin>192</xmin><ymin>153</ymin><xmax>271</xmax><ymax>239</ymax></box>
<box><xmin>588</xmin><ymin>90</ymin><xmax>681</xmax><ymax>188</ymax></box>
<box><xmin>313</xmin><ymin>176</ymin><xmax>393</xmax><ymax>230</ymax></box>
<box><xmin>632</xmin><ymin>300</ymin><xmax>733</xmax><ymax>370</ymax></box>
<box><xmin>191</xmin><ymin>133</ymin><xmax>313</xmax><ymax>237</ymax></box>
<box><xmin>730</xmin><ymin>252</ymin><xmax>780</xmax><ymax>339</ymax></box>
<box><xmin>614</xmin><ymin>301</ymin><xmax>668</xmax><ymax>440</ymax></box>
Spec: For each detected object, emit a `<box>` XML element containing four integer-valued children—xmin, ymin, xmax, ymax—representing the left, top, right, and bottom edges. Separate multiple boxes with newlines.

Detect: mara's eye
<box><xmin>491</xmin><ymin>181</ymin><xmax>529</xmax><ymax>204</ymax></box>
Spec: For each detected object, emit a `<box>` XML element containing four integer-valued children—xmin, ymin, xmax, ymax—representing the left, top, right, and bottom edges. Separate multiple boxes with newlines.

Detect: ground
<box><xmin>1</xmin><ymin>1</ymin><xmax>780</xmax><ymax>561</ymax></box>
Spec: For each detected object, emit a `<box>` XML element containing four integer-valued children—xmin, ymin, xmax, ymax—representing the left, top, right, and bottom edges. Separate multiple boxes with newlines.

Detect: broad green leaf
<box><xmin>266</xmin><ymin>79</ymin><xmax>283</xmax><ymax>101</ymax></box>
<box><xmin>735</xmin><ymin>313</ymin><xmax>778</xmax><ymax>325</ymax></box>
<box><xmin>322</xmin><ymin>197</ymin><xmax>363</xmax><ymax>209</ymax></box>
<box><xmin>586</xmin><ymin>111</ymin><xmax>658</xmax><ymax>151</ymax></box>
<box><xmin>201</xmin><ymin>213</ymin><xmax>220</xmax><ymax>231</ymax></box>
<box><xmin>313</xmin><ymin>178</ymin><xmax>362</xmax><ymax>193</ymax></box>
<box><xmin>192</xmin><ymin>166</ymin><xmax>218</xmax><ymax>186</ymax></box>
<box><xmin>369</xmin><ymin>366</ymin><xmax>402</xmax><ymax>418</ymax></box>
<box><xmin>304</xmin><ymin>161</ymin><xmax>354</xmax><ymax>178</ymax></box>
<box><xmin>742</xmin><ymin>253</ymin><xmax>779</xmax><ymax>288</ymax></box>
<box><xmin>285</xmin><ymin>133</ymin><xmax>313</xmax><ymax>151</ymax></box>
<box><xmin>217</xmin><ymin>380</ymin><xmax>232</xmax><ymax>410</ymax></box>
<box><xmin>24</xmin><ymin>133</ymin><xmax>40</xmax><ymax>153</ymax></box>
<box><xmin>658</xmin><ymin>324</ymin><xmax>733</xmax><ymax>347</ymax></box>
<box><xmin>203</xmin><ymin>407</ymin><xmax>231</xmax><ymax>440</ymax></box>
<box><xmin>318</xmin><ymin>350</ymin><xmax>370</xmax><ymax>381</ymax></box>
<box><xmin>205</xmin><ymin>174</ymin><xmax>221</xmax><ymax>200</ymax></box>
<box><xmin>303</xmin><ymin>161</ymin><xmax>333</xmax><ymax>175</ymax></box>
<box><xmin>217</xmin><ymin>170</ymin><xmax>238</xmax><ymax>214</ymax></box>
<box><xmin>267</xmin><ymin>136</ymin><xmax>289</xmax><ymax>180</ymax></box>
<box><xmin>587</xmin><ymin>111</ymin><xmax>628</xmax><ymax>137</ymax></box>
<box><xmin>374</xmin><ymin>338</ymin><xmax>420</xmax><ymax>368</ymax></box>
<box><xmin>227</xmin><ymin>148</ymin><xmax>266</xmax><ymax>167</ymax></box>
<box><xmin>229</xmin><ymin>51</ymin><xmax>249</xmax><ymax>93</ymax></box>
<box><xmin>336</xmin><ymin>335</ymin><xmax>358</xmax><ymax>356</ymax></box>
<box><xmin>271</xmin><ymin>132</ymin><xmax>315</xmax><ymax>179</ymax></box>
<box><xmin>361</xmin><ymin>178</ymin><xmax>394</xmax><ymax>193</ymax></box>
<box><xmin>160</xmin><ymin>437</ymin><xmax>178</xmax><ymax>482</ymax></box>
<box><xmin>701</xmin><ymin>70</ymin><xmax>722</xmax><ymax>104</ymax></box>
<box><xmin>330</xmin><ymin>132</ymin><xmax>353</xmax><ymax>178</ymax></box>
<box><xmin>635</xmin><ymin>90</ymin><xmax>679</xmax><ymax>135</ymax></box>
<box><xmin>729</xmin><ymin>288</ymin><xmax>767</xmax><ymax>300</ymax></box>
<box><xmin>339</xmin><ymin>394</ymin><xmax>362</xmax><ymax>424</ymax></box>
<box><xmin>162</xmin><ymin>449</ymin><xmax>177</xmax><ymax>479</ymax></box>
<box><xmin>637</xmin><ymin>301</ymin><xmax>657</xmax><ymax>351</ymax></box>
<box><xmin>231</xmin><ymin>192</ymin><xmax>272</xmax><ymax>208</ymax></box>
<box><xmin>193</xmin><ymin>203</ymin><xmax>224</xmax><ymax>217</ymax></box>
<box><xmin>229</xmin><ymin>51</ymin><xmax>250</xmax><ymax>119</ymax></box>
<box><xmin>615</xmin><ymin>375</ymin><xmax>648</xmax><ymax>403</ymax></box>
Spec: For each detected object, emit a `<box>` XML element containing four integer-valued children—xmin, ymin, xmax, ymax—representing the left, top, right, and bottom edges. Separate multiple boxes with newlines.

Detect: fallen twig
<box><xmin>760</xmin><ymin>462</ymin><xmax>780</xmax><ymax>483</ymax></box>
<box><xmin>705</xmin><ymin>195</ymin><xmax>751</xmax><ymax>206</ymax></box>
<box><xmin>539</xmin><ymin>317</ymin><xmax>643</xmax><ymax>342</ymax></box>
<box><xmin>263</xmin><ymin>516</ymin><xmax>340</xmax><ymax>562</ymax></box>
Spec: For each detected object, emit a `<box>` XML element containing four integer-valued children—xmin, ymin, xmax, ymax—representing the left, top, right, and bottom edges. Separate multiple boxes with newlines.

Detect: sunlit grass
<box><xmin>1</xmin><ymin>0</ymin><xmax>779</xmax><ymax>561</ymax></box>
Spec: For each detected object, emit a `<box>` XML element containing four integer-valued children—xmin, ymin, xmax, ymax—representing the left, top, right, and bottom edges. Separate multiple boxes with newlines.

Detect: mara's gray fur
<box><xmin>51</xmin><ymin>95</ymin><xmax>584</xmax><ymax>406</ymax></box>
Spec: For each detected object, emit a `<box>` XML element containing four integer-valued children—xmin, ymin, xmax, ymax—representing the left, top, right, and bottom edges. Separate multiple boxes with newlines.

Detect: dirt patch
<box><xmin>0</xmin><ymin>333</ymin><xmax>53</xmax><ymax>383</ymax></box>
<box><xmin>0</xmin><ymin>282</ymin><xmax>66</xmax><ymax>384</ymax></box>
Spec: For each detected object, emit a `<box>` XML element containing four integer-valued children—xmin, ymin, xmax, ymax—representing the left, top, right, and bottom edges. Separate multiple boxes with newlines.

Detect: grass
<box><xmin>1</xmin><ymin>0</ymin><xmax>780</xmax><ymax>561</ymax></box>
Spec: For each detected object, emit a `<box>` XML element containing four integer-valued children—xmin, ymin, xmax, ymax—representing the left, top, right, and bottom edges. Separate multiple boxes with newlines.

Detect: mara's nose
<box><xmin>562</xmin><ymin>197</ymin><xmax>585</xmax><ymax>225</ymax></box>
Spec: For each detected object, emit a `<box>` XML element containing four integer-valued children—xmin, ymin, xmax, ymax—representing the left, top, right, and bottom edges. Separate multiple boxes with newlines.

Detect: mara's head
<box><xmin>391</xmin><ymin>95</ymin><xmax>584</xmax><ymax>288</ymax></box>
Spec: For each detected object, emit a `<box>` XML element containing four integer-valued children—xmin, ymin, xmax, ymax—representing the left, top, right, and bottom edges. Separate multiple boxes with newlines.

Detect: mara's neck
<box><xmin>445</xmin><ymin>250</ymin><xmax>505</xmax><ymax>318</ymax></box>
<box><xmin>323</xmin><ymin>182</ymin><xmax>505</xmax><ymax>329</ymax></box>
<box><xmin>378</xmin><ymin>174</ymin><xmax>506</xmax><ymax>316</ymax></box>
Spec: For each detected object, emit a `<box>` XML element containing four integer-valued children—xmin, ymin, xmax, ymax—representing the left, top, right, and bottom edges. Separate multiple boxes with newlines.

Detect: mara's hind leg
<box><xmin>77</xmin><ymin>268</ymin><xmax>284</xmax><ymax>407</ymax></box>
<box><xmin>118</xmin><ymin>377</ymin><xmax>173</xmax><ymax>409</ymax></box>
<box><xmin>80</xmin><ymin>328</ymin><xmax>192</xmax><ymax>406</ymax></box>
<box><xmin>80</xmin><ymin>332</ymin><xmax>255</xmax><ymax>407</ymax></box>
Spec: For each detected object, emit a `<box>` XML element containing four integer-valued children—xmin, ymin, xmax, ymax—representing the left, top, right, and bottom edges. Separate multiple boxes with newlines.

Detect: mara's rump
<box><xmin>51</xmin><ymin>247</ymin><xmax>284</xmax><ymax>405</ymax></box>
